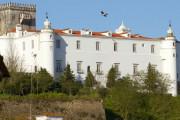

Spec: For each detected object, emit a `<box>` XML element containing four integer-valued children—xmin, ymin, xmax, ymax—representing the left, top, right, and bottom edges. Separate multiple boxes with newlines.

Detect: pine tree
<box><xmin>60</xmin><ymin>64</ymin><xmax>75</xmax><ymax>95</ymax></box>
<box><xmin>85</xmin><ymin>66</ymin><xmax>96</xmax><ymax>88</ymax></box>
<box><xmin>106</xmin><ymin>66</ymin><xmax>116</xmax><ymax>88</ymax></box>
<box><xmin>144</xmin><ymin>63</ymin><xmax>168</xmax><ymax>94</ymax></box>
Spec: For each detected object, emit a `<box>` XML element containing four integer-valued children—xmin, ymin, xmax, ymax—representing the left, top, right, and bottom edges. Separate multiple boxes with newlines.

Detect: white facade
<box><xmin>0</xmin><ymin>18</ymin><xmax>178</xmax><ymax>96</ymax></box>
<box><xmin>36</xmin><ymin>115</ymin><xmax>63</xmax><ymax>120</ymax></box>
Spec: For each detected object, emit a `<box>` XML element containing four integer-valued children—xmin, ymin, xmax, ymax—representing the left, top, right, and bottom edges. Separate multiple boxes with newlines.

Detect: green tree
<box><xmin>105</xmin><ymin>77</ymin><xmax>142</xmax><ymax>120</ymax></box>
<box><xmin>60</xmin><ymin>64</ymin><xmax>82</xmax><ymax>95</ymax></box>
<box><xmin>33</xmin><ymin>68</ymin><xmax>53</xmax><ymax>94</ymax></box>
<box><xmin>84</xmin><ymin>66</ymin><xmax>96</xmax><ymax>88</ymax></box>
<box><xmin>144</xmin><ymin>63</ymin><xmax>169</xmax><ymax>94</ymax></box>
<box><xmin>0</xmin><ymin>72</ymin><xmax>31</xmax><ymax>95</ymax></box>
<box><xmin>0</xmin><ymin>68</ymin><xmax>53</xmax><ymax>95</ymax></box>
<box><xmin>106</xmin><ymin>66</ymin><xmax>116</xmax><ymax>88</ymax></box>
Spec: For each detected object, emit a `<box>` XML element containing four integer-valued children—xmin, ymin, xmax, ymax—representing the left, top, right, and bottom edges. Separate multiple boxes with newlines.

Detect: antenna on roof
<box><xmin>46</xmin><ymin>12</ymin><xmax>48</xmax><ymax>19</ymax></box>
<box><xmin>169</xmin><ymin>20</ymin><xmax>172</xmax><ymax>27</ymax></box>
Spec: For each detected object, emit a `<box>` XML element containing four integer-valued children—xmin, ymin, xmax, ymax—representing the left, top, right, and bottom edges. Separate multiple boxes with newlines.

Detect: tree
<box><xmin>33</xmin><ymin>68</ymin><xmax>53</xmax><ymax>93</ymax></box>
<box><xmin>0</xmin><ymin>72</ymin><xmax>31</xmax><ymax>95</ymax></box>
<box><xmin>60</xmin><ymin>64</ymin><xmax>82</xmax><ymax>95</ymax></box>
<box><xmin>105</xmin><ymin>77</ymin><xmax>142</xmax><ymax>120</ymax></box>
<box><xmin>5</xmin><ymin>41</ymin><xmax>25</xmax><ymax>74</ymax></box>
<box><xmin>144</xmin><ymin>63</ymin><xmax>169</xmax><ymax>94</ymax></box>
<box><xmin>106</xmin><ymin>66</ymin><xmax>116</xmax><ymax>88</ymax></box>
<box><xmin>84</xmin><ymin>66</ymin><xmax>96</xmax><ymax>88</ymax></box>
<box><xmin>0</xmin><ymin>68</ymin><xmax>53</xmax><ymax>95</ymax></box>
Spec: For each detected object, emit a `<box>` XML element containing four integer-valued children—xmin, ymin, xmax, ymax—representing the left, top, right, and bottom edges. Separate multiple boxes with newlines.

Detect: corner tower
<box><xmin>160</xmin><ymin>24</ymin><xmax>177</xmax><ymax>96</ymax></box>
<box><xmin>0</xmin><ymin>2</ymin><xmax>36</xmax><ymax>34</ymax></box>
<box><xmin>39</xmin><ymin>15</ymin><xmax>55</xmax><ymax>77</ymax></box>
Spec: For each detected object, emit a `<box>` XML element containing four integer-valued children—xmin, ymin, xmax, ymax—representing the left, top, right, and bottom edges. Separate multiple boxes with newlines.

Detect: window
<box><xmin>12</xmin><ymin>15</ymin><xmax>15</xmax><ymax>21</ymax></box>
<box><xmin>133</xmin><ymin>64</ymin><xmax>138</xmax><ymax>75</ymax></box>
<box><xmin>151</xmin><ymin>45</ymin><xmax>155</xmax><ymax>53</ymax></box>
<box><xmin>96</xmin><ymin>41</ymin><xmax>100</xmax><ymax>51</ymax></box>
<box><xmin>77</xmin><ymin>61</ymin><xmax>83</xmax><ymax>73</ymax></box>
<box><xmin>31</xmin><ymin>40</ymin><xmax>34</xmax><ymax>49</ymax></box>
<box><xmin>56</xmin><ymin>60</ymin><xmax>62</xmax><ymax>72</ymax></box>
<box><xmin>114</xmin><ymin>63</ymin><xmax>120</xmax><ymax>74</ymax></box>
<box><xmin>173</xmin><ymin>42</ymin><xmax>175</xmax><ymax>47</ymax></box>
<box><xmin>142</xmin><ymin>43</ymin><xmax>144</xmax><ymax>47</ymax></box>
<box><xmin>96</xmin><ymin>62</ymin><xmax>102</xmax><ymax>74</ymax></box>
<box><xmin>76</xmin><ymin>40</ymin><xmax>80</xmax><ymax>49</ymax></box>
<box><xmin>34</xmin><ymin>66</ymin><xmax>37</xmax><ymax>72</ymax></box>
<box><xmin>133</xmin><ymin>43</ymin><xmax>136</xmax><ymax>53</ymax></box>
<box><xmin>114</xmin><ymin>42</ymin><xmax>117</xmax><ymax>51</ymax></box>
<box><xmin>50</xmin><ymin>35</ymin><xmax>52</xmax><ymax>39</ymax></box>
<box><xmin>151</xmin><ymin>64</ymin><xmax>157</xmax><ymax>70</ymax></box>
<box><xmin>56</xmin><ymin>40</ymin><xmax>60</xmax><ymax>48</ymax></box>
<box><xmin>173</xmin><ymin>53</ymin><xmax>176</xmax><ymax>57</ymax></box>
<box><xmin>23</xmin><ymin>41</ymin><xmax>25</xmax><ymax>50</ymax></box>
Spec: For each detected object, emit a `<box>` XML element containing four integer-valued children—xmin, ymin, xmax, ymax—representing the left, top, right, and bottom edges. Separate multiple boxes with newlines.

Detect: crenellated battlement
<box><xmin>0</xmin><ymin>2</ymin><xmax>36</xmax><ymax>11</ymax></box>
<box><xmin>0</xmin><ymin>2</ymin><xmax>36</xmax><ymax>34</ymax></box>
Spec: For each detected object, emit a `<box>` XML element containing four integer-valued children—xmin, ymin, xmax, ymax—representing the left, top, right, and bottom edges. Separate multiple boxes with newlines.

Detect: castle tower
<box><xmin>160</xmin><ymin>24</ymin><xmax>177</xmax><ymax>96</ymax></box>
<box><xmin>39</xmin><ymin>15</ymin><xmax>55</xmax><ymax>77</ymax></box>
<box><xmin>0</xmin><ymin>2</ymin><xmax>36</xmax><ymax>34</ymax></box>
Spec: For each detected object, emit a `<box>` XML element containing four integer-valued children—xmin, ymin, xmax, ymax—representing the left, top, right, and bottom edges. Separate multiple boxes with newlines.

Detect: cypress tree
<box><xmin>60</xmin><ymin>64</ymin><xmax>75</xmax><ymax>95</ymax></box>
<box><xmin>106</xmin><ymin>66</ymin><xmax>116</xmax><ymax>88</ymax></box>
<box><xmin>85</xmin><ymin>66</ymin><xmax>96</xmax><ymax>88</ymax></box>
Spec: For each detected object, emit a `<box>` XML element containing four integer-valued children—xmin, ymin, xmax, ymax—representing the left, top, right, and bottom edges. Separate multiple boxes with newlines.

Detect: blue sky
<box><xmin>1</xmin><ymin>0</ymin><xmax>180</xmax><ymax>39</ymax></box>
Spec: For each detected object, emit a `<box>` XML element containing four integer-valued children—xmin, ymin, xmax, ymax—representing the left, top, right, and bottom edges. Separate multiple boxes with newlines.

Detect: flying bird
<box><xmin>100</xmin><ymin>10</ymin><xmax>108</xmax><ymax>17</ymax></box>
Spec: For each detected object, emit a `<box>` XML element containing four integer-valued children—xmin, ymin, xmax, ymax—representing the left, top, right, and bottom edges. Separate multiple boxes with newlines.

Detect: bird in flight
<box><xmin>100</xmin><ymin>10</ymin><xmax>108</xmax><ymax>17</ymax></box>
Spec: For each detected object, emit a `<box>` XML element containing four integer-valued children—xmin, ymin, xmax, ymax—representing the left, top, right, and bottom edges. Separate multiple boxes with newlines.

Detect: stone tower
<box><xmin>0</xmin><ymin>2</ymin><xmax>36</xmax><ymax>34</ymax></box>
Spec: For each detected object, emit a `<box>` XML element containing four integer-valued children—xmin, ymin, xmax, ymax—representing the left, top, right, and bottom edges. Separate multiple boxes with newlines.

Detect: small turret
<box><xmin>41</xmin><ymin>13</ymin><xmax>52</xmax><ymax>33</ymax></box>
<box><xmin>115</xmin><ymin>21</ymin><xmax>130</xmax><ymax>34</ymax></box>
<box><xmin>166</xmin><ymin>23</ymin><xmax>175</xmax><ymax>40</ymax></box>
<box><xmin>44</xmin><ymin>12</ymin><xmax>51</xmax><ymax>29</ymax></box>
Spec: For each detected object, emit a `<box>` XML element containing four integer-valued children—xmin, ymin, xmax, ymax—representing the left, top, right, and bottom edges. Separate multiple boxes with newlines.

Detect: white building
<box><xmin>0</xmin><ymin>15</ymin><xmax>179</xmax><ymax>96</ymax></box>
<box><xmin>36</xmin><ymin>115</ymin><xmax>63</xmax><ymax>120</ymax></box>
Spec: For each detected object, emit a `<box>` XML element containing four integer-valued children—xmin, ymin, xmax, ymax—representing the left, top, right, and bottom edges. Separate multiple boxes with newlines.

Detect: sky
<box><xmin>1</xmin><ymin>0</ymin><xmax>180</xmax><ymax>39</ymax></box>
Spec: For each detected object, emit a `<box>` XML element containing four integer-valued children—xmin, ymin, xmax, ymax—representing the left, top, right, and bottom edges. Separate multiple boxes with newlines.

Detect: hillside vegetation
<box><xmin>0</xmin><ymin>93</ymin><xmax>105</xmax><ymax>120</ymax></box>
<box><xmin>1</xmin><ymin>64</ymin><xmax>180</xmax><ymax>120</ymax></box>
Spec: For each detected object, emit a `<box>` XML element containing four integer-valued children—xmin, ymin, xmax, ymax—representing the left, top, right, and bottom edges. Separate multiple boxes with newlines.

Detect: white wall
<box><xmin>0</xmin><ymin>29</ymin><xmax>178</xmax><ymax>95</ymax></box>
<box><xmin>56</xmin><ymin>35</ymin><xmax>162</xmax><ymax>86</ymax></box>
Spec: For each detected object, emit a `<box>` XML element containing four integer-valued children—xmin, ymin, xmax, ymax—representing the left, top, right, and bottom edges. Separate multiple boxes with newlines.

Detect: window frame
<box><xmin>77</xmin><ymin>61</ymin><xmax>83</xmax><ymax>73</ymax></box>
<box><xmin>133</xmin><ymin>43</ymin><xmax>136</xmax><ymax>53</ymax></box>
<box><xmin>151</xmin><ymin>45</ymin><xmax>155</xmax><ymax>54</ymax></box>
<box><xmin>133</xmin><ymin>64</ymin><xmax>138</xmax><ymax>75</ymax></box>
<box><xmin>114</xmin><ymin>42</ymin><xmax>118</xmax><ymax>52</ymax></box>
<box><xmin>114</xmin><ymin>63</ymin><xmax>120</xmax><ymax>74</ymax></box>
<box><xmin>96</xmin><ymin>62</ymin><xmax>102</xmax><ymax>74</ymax></box>
<box><xmin>56</xmin><ymin>60</ymin><xmax>63</xmax><ymax>72</ymax></box>
<box><xmin>76</xmin><ymin>40</ymin><xmax>80</xmax><ymax>50</ymax></box>
<box><xmin>96</xmin><ymin>41</ymin><xmax>100</xmax><ymax>51</ymax></box>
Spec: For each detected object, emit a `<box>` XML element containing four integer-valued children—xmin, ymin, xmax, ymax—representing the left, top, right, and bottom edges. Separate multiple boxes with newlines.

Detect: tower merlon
<box><xmin>0</xmin><ymin>2</ymin><xmax>36</xmax><ymax>11</ymax></box>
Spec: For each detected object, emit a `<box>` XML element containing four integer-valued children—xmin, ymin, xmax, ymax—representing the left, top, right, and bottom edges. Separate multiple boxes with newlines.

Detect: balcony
<box><xmin>77</xmin><ymin>70</ymin><xmax>84</xmax><ymax>74</ymax></box>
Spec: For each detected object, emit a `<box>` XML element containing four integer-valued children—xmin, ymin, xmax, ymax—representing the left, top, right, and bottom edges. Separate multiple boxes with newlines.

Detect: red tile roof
<box><xmin>7</xmin><ymin>28</ymin><xmax>157</xmax><ymax>40</ymax></box>
<box><xmin>54</xmin><ymin>29</ymin><xmax>154</xmax><ymax>40</ymax></box>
